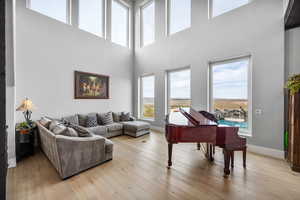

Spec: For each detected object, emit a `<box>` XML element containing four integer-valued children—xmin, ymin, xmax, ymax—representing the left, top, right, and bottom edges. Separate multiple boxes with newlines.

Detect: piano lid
<box><xmin>167</xmin><ymin>107</ymin><xmax>217</xmax><ymax>127</ymax></box>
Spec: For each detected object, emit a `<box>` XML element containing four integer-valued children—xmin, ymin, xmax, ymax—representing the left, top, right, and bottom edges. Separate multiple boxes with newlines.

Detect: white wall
<box><xmin>15</xmin><ymin>0</ymin><xmax>134</xmax><ymax>124</ymax></box>
<box><xmin>134</xmin><ymin>0</ymin><xmax>285</xmax><ymax>150</ymax></box>
<box><xmin>285</xmin><ymin>27</ymin><xmax>300</xmax><ymax>78</ymax></box>
<box><xmin>6</xmin><ymin>0</ymin><xmax>16</xmax><ymax>168</ymax></box>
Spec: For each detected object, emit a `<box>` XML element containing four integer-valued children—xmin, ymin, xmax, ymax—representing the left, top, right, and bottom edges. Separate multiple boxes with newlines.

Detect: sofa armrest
<box><xmin>55</xmin><ymin>135</ymin><xmax>106</xmax><ymax>179</ymax></box>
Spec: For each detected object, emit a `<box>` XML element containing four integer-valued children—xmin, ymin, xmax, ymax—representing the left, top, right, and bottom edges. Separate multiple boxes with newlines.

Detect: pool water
<box><xmin>218</xmin><ymin>120</ymin><xmax>248</xmax><ymax>129</ymax></box>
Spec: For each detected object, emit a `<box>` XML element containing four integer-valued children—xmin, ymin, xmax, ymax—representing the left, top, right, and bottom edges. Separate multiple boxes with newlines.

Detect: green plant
<box><xmin>16</xmin><ymin>121</ymin><xmax>31</xmax><ymax>130</ymax></box>
<box><xmin>286</xmin><ymin>74</ymin><xmax>300</xmax><ymax>95</ymax></box>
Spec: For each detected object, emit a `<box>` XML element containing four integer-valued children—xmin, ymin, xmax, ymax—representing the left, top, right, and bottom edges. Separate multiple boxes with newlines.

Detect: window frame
<box><xmin>208</xmin><ymin>0</ymin><xmax>252</xmax><ymax>19</ymax></box>
<box><xmin>26</xmin><ymin>0</ymin><xmax>72</xmax><ymax>24</ymax></box>
<box><xmin>139</xmin><ymin>74</ymin><xmax>156</xmax><ymax>121</ymax></box>
<box><xmin>140</xmin><ymin>0</ymin><xmax>155</xmax><ymax>47</ymax></box>
<box><xmin>166</xmin><ymin>0</ymin><xmax>192</xmax><ymax>36</ymax></box>
<box><xmin>78</xmin><ymin>0</ymin><xmax>106</xmax><ymax>38</ymax></box>
<box><xmin>166</xmin><ymin>66</ymin><xmax>192</xmax><ymax>114</ymax></box>
<box><xmin>111</xmin><ymin>0</ymin><xmax>131</xmax><ymax>48</ymax></box>
<box><xmin>208</xmin><ymin>55</ymin><xmax>253</xmax><ymax>136</ymax></box>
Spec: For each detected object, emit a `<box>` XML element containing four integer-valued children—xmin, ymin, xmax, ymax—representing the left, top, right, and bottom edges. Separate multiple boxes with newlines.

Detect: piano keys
<box><xmin>165</xmin><ymin>107</ymin><xmax>247</xmax><ymax>176</ymax></box>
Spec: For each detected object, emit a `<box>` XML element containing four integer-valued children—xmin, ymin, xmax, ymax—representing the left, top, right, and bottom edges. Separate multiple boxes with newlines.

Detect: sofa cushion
<box><xmin>112</xmin><ymin>112</ymin><xmax>121</xmax><ymax>122</ymax></box>
<box><xmin>67</xmin><ymin>124</ymin><xmax>93</xmax><ymax>137</ymax></box>
<box><xmin>39</xmin><ymin>117</ymin><xmax>52</xmax><ymax>129</ymax></box>
<box><xmin>122</xmin><ymin>121</ymin><xmax>150</xmax><ymax>132</ymax></box>
<box><xmin>62</xmin><ymin>115</ymin><xmax>79</xmax><ymax>125</ymax></box>
<box><xmin>86</xmin><ymin>113</ymin><xmax>98</xmax><ymax>127</ymax></box>
<box><xmin>78</xmin><ymin>114</ymin><xmax>88</xmax><ymax>127</ymax></box>
<box><xmin>61</xmin><ymin>127</ymin><xmax>78</xmax><ymax>137</ymax></box>
<box><xmin>87</xmin><ymin>126</ymin><xmax>107</xmax><ymax>136</ymax></box>
<box><xmin>52</xmin><ymin>123</ymin><xmax>67</xmax><ymax>135</ymax></box>
<box><xmin>104</xmin><ymin>139</ymin><xmax>113</xmax><ymax>153</ymax></box>
<box><xmin>120</xmin><ymin>112</ymin><xmax>131</xmax><ymax>122</ymax></box>
<box><xmin>106</xmin><ymin>123</ymin><xmax>123</xmax><ymax>132</ymax></box>
<box><xmin>100</xmin><ymin>112</ymin><xmax>114</xmax><ymax>125</ymax></box>
<box><xmin>49</xmin><ymin>120</ymin><xmax>60</xmax><ymax>131</ymax></box>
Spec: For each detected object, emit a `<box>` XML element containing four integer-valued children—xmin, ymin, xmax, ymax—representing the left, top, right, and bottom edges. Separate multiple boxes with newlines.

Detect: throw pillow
<box><xmin>67</xmin><ymin>124</ymin><xmax>93</xmax><ymax>137</ymax></box>
<box><xmin>120</xmin><ymin>112</ymin><xmax>131</xmax><ymax>122</ymax></box>
<box><xmin>78</xmin><ymin>114</ymin><xmax>88</xmax><ymax>127</ymax></box>
<box><xmin>86</xmin><ymin>113</ymin><xmax>98</xmax><ymax>127</ymax></box>
<box><xmin>100</xmin><ymin>112</ymin><xmax>114</xmax><ymax>125</ymax></box>
<box><xmin>61</xmin><ymin>127</ymin><xmax>78</xmax><ymax>137</ymax></box>
<box><xmin>52</xmin><ymin>123</ymin><xmax>67</xmax><ymax>135</ymax></box>
<box><xmin>49</xmin><ymin>120</ymin><xmax>60</xmax><ymax>131</ymax></box>
<box><xmin>112</xmin><ymin>112</ymin><xmax>121</xmax><ymax>122</ymax></box>
<box><xmin>62</xmin><ymin>115</ymin><xmax>79</xmax><ymax>125</ymax></box>
<box><xmin>40</xmin><ymin>117</ymin><xmax>52</xmax><ymax>129</ymax></box>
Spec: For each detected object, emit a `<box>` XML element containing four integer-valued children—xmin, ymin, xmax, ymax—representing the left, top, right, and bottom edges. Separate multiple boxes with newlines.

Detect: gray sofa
<box><xmin>37</xmin><ymin>122</ymin><xmax>113</xmax><ymax>179</ymax></box>
<box><xmin>37</xmin><ymin>112</ymin><xmax>150</xmax><ymax>179</ymax></box>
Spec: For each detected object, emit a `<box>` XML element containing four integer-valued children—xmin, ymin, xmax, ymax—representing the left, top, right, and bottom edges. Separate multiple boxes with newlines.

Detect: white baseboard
<box><xmin>8</xmin><ymin>157</ymin><xmax>16</xmax><ymax>168</ymax></box>
<box><xmin>150</xmin><ymin>126</ymin><xmax>164</xmax><ymax>133</ymax></box>
<box><xmin>247</xmin><ymin>144</ymin><xmax>284</xmax><ymax>159</ymax></box>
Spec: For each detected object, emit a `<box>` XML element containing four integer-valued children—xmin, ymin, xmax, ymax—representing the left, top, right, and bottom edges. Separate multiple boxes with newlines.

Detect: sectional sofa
<box><xmin>37</xmin><ymin>112</ymin><xmax>150</xmax><ymax>179</ymax></box>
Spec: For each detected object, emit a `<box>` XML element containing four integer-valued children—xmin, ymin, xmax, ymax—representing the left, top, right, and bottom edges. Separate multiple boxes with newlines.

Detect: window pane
<box><xmin>212</xmin><ymin>0</ymin><xmax>250</xmax><ymax>18</ymax></box>
<box><xmin>141</xmin><ymin>76</ymin><xmax>155</xmax><ymax>119</ymax></box>
<box><xmin>29</xmin><ymin>0</ymin><xmax>67</xmax><ymax>23</ymax></box>
<box><xmin>169</xmin><ymin>0</ymin><xmax>191</xmax><ymax>35</ymax></box>
<box><xmin>211</xmin><ymin>58</ymin><xmax>249</xmax><ymax>130</ymax></box>
<box><xmin>168</xmin><ymin>69</ymin><xmax>191</xmax><ymax>112</ymax></box>
<box><xmin>79</xmin><ymin>0</ymin><xmax>103</xmax><ymax>36</ymax></box>
<box><xmin>141</xmin><ymin>1</ymin><xmax>155</xmax><ymax>46</ymax></box>
<box><xmin>112</xmin><ymin>0</ymin><xmax>129</xmax><ymax>47</ymax></box>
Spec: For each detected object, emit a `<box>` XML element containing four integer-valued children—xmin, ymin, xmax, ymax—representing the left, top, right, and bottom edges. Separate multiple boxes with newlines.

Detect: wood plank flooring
<box><xmin>7</xmin><ymin>131</ymin><xmax>300</xmax><ymax>200</ymax></box>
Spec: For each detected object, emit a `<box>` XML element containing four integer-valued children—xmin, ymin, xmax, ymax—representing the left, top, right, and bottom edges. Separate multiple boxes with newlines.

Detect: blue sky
<box><xmin>169</xmin><ymin>0</ymin><xmax>191</xmax><ymax>34</ymax></box>
<box><xmin>213</xmin><ymin>0</ymin><xmax>250</xmax><ymax>17</ymax></box>
<box><xmin>213</xmin><ymin>59</ymin><xmax>248</xmax><ymax>99</ymax></box>
<box><xmin>30</xmin><ymin>0</ymin><xmax>67</xmax><ymax>23</ymax></box>
<box><xmin>142</xmin><ymin>1</ymin><xmax>155</xmax><ymax>46</ymax></box>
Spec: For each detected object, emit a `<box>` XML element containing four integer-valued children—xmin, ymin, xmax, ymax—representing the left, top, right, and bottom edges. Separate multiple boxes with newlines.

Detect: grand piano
<box><xmin>165</xmin><ymin>107</ymin><xmax>247</xmax><ymax>176</ymax></box>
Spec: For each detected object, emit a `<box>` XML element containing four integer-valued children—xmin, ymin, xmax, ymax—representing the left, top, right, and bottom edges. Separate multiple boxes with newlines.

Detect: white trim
<box><xmin>208</xmin><ymin>54</ymin><xmax>253</xmax><ymax>135</ymax></box>
<box><xmin>247</xmin><ymin>144</ymin><xmax>284</xmax><ymax>160</ymax></box>
<box><xmin>166</xmin><ymin>66</ymin><xmax>191</xmax><ymax>114</ymax></box>
<box><xmin>8</xmin><ymin>158</ymin><xmax>16</xmax><ymax>168</ymax></box>
<box><xmin>139</xmin><ymin>74</ymin><xmax>156</xmax><ymax>120</ymax></box>
<box><xmin>140</xmin><ymin>0</ymin><xmax>155</xmax><ymax>48</ymax></box>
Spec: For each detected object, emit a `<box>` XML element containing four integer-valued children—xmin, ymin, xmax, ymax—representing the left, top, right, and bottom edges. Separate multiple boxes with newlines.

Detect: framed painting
<box><xmin>74</xmin><ymin>71</ymin><xmax>109</xmax><ymax>99</ymax></box>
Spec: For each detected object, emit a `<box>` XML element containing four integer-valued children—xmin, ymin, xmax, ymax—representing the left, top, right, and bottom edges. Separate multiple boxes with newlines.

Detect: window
<box><xmin>167</xmin><ymin>68</ymin><xmax>191</xmax><ymax>112</ymax></box>
<box><xmin>111</xmin><ymin>0</ymin><xmax>130</xmax><ymax>47</ymax></box>
<box><xmin>28</xmin><ymin>0</ymin><xmax>69</xmax><ymax>23</ymax></box>
<box><xmin>210</xmin><ymin>0</ymin><xmax>250</xmax><ymax>18</ymax></box>
<box><xmin>209</xmin><ymin>56</ymin><xmax>251</xmax><ymax>134</ymax></box>
<box><xmin>167</xmin><ymin>0</ymin><xmax>191</xmax><ymax>35</ymax></box>
<box><xmin>140</xmin><ymin>1</ymin><xmax>155</xmax><ymax>47</ymax></box>
<box><xmin>140</xmin><ymin>75</ymin><xmax>155</xmax><ymax>120</ymax></box>
<box><xmin>79</xmin><ymin>0</ymin><xmax>104</xmax><ymax>37</ymax></box>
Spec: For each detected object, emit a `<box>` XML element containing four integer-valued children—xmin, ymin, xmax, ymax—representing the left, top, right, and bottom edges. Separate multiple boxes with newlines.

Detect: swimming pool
<box><xmin>218</xmin><ymin>120</ymin><xmax>248</xmax><ymax>129</ymax></box>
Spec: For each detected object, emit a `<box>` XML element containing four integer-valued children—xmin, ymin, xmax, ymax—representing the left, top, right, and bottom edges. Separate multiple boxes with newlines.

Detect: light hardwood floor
<box><xmin>7</xmin><ymin>131</ymin><xmax>300</xmax><ymax>200</ymax></box>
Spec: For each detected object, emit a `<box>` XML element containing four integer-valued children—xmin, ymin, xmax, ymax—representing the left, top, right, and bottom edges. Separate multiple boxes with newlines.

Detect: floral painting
<box><xmin>74</xmin><ymin>71</ymin><xmax>109</xmax><ymax>99</ymax></box>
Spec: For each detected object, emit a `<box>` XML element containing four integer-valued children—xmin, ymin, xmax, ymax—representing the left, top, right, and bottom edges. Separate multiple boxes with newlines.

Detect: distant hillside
<box><xmin>214</xmin><ymin>99</ymin><xmax>248</xmax><ymax>111</ymax></box>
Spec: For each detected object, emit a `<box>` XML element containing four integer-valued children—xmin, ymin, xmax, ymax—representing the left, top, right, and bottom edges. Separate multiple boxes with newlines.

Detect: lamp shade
<box><xmin>16</xmin><ymin>98</ymin><xmax>35</xmax><ymax>111</ymax></box>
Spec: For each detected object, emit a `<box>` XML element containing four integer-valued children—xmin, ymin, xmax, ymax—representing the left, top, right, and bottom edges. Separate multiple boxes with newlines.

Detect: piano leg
<box><xmin>205</xmin><ymin>143</ymin><xmax>210</xmax><ymax>159</ymax></box>
<box><xmin>167</xmin><ymin>143</ymin><xmax>173</xmax><ymax>168</ymax></box>
<box><xmin>197</xmin><ymin>143</ymin><xmax>201</xmax><ymax>150</ymax></box>
<box><xmin>209</xmin><ymin>144</ymin><xmax>214</xmax><ymax>162</ymax></box>
<box><xmin>231</xmin><ymin>151</ymin><xmax>234</xmax><ymax>168</ymax></box>
<box><xmin>243</xmin><ymin>147</ymin><xmax>247</xmax><ymax>168</ymax></box>
<box><xmin>223</xmin><ymin>149</ymin><xmax>231</xmax><ymax>176</ymax></box>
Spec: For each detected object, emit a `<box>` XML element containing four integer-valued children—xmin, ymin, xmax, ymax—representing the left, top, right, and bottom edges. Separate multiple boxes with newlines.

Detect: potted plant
<box><xmin>16</xmin><ymin>121</ymin><xmax>32</xmax><ymax>134</ymax></box>
<box><xmin>286</xmin><ymin>74</ymin><xmax>300</xmax><ymax>95</ymax></box>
